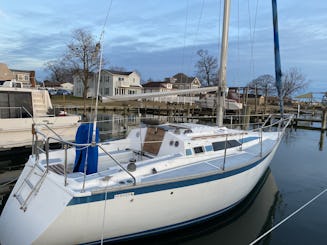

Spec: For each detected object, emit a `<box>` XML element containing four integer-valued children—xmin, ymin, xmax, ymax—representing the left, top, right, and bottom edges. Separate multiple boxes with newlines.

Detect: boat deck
<box><xmin>38</xmin><ymin>137</ymin><xmax>277</xmax><ymax>193</ymax></box>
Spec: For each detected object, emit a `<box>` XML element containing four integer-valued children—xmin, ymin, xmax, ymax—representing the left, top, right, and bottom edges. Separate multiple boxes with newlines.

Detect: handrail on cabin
<box><xmin>31</xmin><ymin>113</ymin><xmax>293</xmax><ymax>189</ymax></box>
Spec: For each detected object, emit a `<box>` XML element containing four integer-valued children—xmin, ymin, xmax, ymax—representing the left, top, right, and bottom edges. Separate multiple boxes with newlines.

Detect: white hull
<box><xmin>0</xmin><ymin>138</ymin><xmax>279</xmax><ymax>244</ymax></box>
<box><xmin>0</xmin><ymin>116</ymin><xmax>80</xmax><ymax>150</ymax></box>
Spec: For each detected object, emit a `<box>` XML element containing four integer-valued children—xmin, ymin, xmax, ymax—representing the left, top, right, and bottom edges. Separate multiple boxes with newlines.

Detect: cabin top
<box><xmin>127</xmin><ymin>123</ymin><xmax>252</xmax><ymax>158</ymax></box>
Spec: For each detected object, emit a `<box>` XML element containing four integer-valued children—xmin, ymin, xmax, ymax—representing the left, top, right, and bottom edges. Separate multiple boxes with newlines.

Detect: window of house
<box><xmin>17</xmin><ymin>74</ymin><xmax>24</xmax><ymax>80</ymax></box>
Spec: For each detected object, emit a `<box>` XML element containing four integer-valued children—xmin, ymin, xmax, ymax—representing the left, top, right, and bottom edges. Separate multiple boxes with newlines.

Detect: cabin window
<box><xmin>0</xmin><ymin>91</ymin><xmax>33</xmax><ymax>118</ymax></box>
<box><xmin>240</xmin><ymin>136</ymin><xmax>259</xmax><ymax>143</ymax></box>
<box><xmin>193</xmin><ymin>146</ymin><xmax>204</xmax><ymax>154</ymax></box>
<box><xmin>212</xmin><ymin>140</ymin><xmax>241</xmax><ymax>151</ymax></box>
<box><xmin>228</xmin><ymin>140</ymin><xmax>241</xmax><ymax>148</ymax></box>
<box><xmin>205</xmin><ymin>145</ymin><xmax>213</xmax><ymax>152</ymax></box>
<box><xmin>185</xmin><ymin>149</ymin><xmax>192</xmax><ymax>156</ymax></box>
<box><xmin>212</xmin><ymin>141</ymin><xmax>225</xmax><ymax>151</ymax></box>
<box><xmin>174</xmin><ymin>141</ymin><xmax>179</xmax><ymax>147</ymax></box>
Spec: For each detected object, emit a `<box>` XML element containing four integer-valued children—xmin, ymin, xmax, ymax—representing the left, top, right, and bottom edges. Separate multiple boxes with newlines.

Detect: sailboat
<box><xmin>0</xmin><ymin>1</ymin><xmax>292</xmax><ymax>244</ymax></box>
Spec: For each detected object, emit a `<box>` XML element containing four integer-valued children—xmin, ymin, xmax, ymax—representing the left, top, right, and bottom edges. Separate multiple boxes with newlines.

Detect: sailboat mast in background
<box><xmin>272</xmin><ymin>0</ymin><xmax>284</xmax><ymax>116</ymax></box>
<box><xmin>216</xmin><ymin>0</ymin><xmax>231</xmax><ymax>126</ymax></box>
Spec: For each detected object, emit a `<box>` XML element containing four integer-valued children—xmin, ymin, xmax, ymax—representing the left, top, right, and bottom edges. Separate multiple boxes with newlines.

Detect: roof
<box><xmin>143</xmin><ymin>81</ymin><xmax>171</xmax><ymax>88</ymax></box>
<box><xmin>0</xmin><ymin>63</ymin><xmax>13</xmax><ymax>81</ymax></box>
<box><xmin>104</xmin><ymin>70</ymin><xmax>134</xmax><ymax>76</ymax></box>
<box><xmin>295</xmin><ymin>92</ymin><xmax>313</xmax><ymax>99</ymax></box>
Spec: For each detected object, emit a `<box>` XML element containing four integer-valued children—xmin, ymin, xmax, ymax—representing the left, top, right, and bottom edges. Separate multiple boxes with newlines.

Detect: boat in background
<box><xmin>0</xmin><ymin>80</ymin><xmax>80</xmax><ymax>152</ymax></box>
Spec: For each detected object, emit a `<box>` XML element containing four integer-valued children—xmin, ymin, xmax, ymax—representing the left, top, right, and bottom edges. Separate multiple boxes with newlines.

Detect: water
<box><xmin>1</xmin><ymin>114</ymin><xmax>327</xmax><ymax>244</ymax></box>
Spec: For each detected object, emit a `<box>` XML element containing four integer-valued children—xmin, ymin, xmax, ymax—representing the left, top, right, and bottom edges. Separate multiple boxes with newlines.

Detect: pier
<box><xmin>52</xmin><ymin>96</ymin><xmax>327</xmax><ymax>131</ymax></box>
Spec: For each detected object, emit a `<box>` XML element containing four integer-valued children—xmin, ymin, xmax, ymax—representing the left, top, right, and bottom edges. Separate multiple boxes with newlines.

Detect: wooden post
<box><xmin>254</xmin><ymin>86</ymin><xmax>258</xmax><ymax>115</ymax></box>
<box><xmin>242</xmin><ymin>105</ymin><xmax>251</xmax><ymax>130</ymax></box>
<box><xmin>322</xmin><ymin>109</ymin><xmax>327</xmax><ymax>130</ymax></box>
<box><xmin>264</xmin><ymin>86</ymin><xmax>268</xmax><ymax>115</ymax></box>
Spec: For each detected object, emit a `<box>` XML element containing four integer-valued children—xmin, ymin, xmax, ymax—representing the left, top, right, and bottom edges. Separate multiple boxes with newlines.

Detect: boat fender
<box><xmin>127</xmin><ymin>158</ymin><xmax>136</xmax><ymax>172</ymax></box>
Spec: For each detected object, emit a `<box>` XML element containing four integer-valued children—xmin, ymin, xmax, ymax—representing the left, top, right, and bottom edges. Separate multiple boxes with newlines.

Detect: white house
<box><xmin>73</xmin><ymin>70</ymin><xmax>142</xmax><ymax>98</ymax></box>
<box><xmin>169</xmin><ymin>73</ymin><xmax>201</xmax><ymax>90</ymax></box>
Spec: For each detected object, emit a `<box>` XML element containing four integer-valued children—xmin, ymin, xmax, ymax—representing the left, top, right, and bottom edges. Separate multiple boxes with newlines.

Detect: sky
<box><xmin>1</xmin><ymin>0</ymin><xmax>327</xmax><ymax>96</ymax></box>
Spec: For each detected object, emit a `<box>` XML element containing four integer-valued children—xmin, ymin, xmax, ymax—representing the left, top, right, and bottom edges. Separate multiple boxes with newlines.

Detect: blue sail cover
<box><xmin>73</xmin><ymin>123</ymin><xmax>99</xmax><ymax>175</ymax></box>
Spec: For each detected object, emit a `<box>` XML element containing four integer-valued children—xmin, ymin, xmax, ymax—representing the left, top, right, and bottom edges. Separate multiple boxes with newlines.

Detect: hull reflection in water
<box><xmin>122</xmin><ymin>168</ymin><xmax>279</xmax><ymax>245</ymax></box>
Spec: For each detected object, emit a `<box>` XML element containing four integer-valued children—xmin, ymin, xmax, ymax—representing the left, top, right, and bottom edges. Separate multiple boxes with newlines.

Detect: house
<box><xmin>73</xmin><ymin>70</ymin><xmax>142</xmax><ymax>98</ymax></box>
<box><xmin>0</xmin><ymin>63</ymin><xmax>13</xmax><ymax>82</ymax></box>
<box><xmin>142</xmin><ymin>81</ymin><xmax>173</xmax><ymax>93</ymax></box>
<box><xmin>0</xmin><ymin>63</ymin><xmax>36</xmax><ymax>87</ymax></box>
<box><xmin>168</xmin><ymin>73</ymin><xmax>201</xmax><ymax>90</ymax></box>
<box><xmin>10</xmin><ymin>69</ymin><xmax>36</xmax><ymax>87</ymax></box>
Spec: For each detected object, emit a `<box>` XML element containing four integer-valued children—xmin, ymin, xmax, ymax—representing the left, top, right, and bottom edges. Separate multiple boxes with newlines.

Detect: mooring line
<box><xmin>249</xmin><ymin>188</ymin><xmax>327</xmax><ymax>245</ymax></box>
<box><xmin>0</xmin><ymin>177</ymin><xmax>19</xmax><ymax>188</ymax></box>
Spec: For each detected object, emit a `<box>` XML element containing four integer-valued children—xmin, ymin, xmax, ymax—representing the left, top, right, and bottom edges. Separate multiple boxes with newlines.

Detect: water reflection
<box><xmin>319</xmin><ymin>130</ymin><xmax>326</xmax><ymax>151</ymax></box>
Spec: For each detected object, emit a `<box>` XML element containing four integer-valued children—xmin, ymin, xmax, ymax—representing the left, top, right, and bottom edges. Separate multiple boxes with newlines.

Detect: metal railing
<box><xmin>31</xmin><ymin>114</ymin><xmax>294</xmax><ymax>192</ymax></box>
<box><xmin>32</xmin><ymin>123</ymin><xmax>138</xmax><ymax>191</ymax></box>
<box><xmin>0</xmin><ymin>106</ymin><xmax>33</xmax><ymax>119</ymax></box>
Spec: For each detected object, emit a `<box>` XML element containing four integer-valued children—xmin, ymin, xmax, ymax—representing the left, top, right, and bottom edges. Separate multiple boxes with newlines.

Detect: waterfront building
<box><xmin>73</xmin><ymin>70</ymin><xmax>142</xmax><ymax>98</ymax></box>
<box><xmin>0</xmin><ymin>63</ymin><xmax>36</xmax><ymax>87</ymax></box>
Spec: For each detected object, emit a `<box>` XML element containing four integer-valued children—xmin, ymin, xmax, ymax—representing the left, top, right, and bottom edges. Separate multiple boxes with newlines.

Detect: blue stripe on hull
<box><xmin>68</xmin><ymin>153</ymin><xmax>270</xmax><ymax>206</ymax></box>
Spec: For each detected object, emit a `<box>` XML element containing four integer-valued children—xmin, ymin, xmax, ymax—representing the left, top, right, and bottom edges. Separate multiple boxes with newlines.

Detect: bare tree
<box><xmin>195</xmin><ymin>49</ymin><xmax>218</xmax><ymax>86</ymax></box>
<box><xmin>64</xmin><ymin>29</ymin><xmax>101</xmax><ymax>113</ymax></box>
<box><xmin>247</xmin><ymin>68</ymin><xmax>308</xmax><ymax>100</ymax></box>
<box><xmin>45</xmin><ymin>60</ymin><xmax>73</xmax><ymax>83</ymax></box>
<box><xmin>282</xmin><ymin>67</ymin><xmax>309</xmax><ymax>99</ymax></box>
<box><xmin>247</xmin><ymin>74</ymin><xmax>276</xmax><ymax>96</ymax></box>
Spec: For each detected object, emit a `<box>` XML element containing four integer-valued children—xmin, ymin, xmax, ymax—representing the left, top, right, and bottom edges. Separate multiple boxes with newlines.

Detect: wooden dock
<box><xmin>52</xmin><ymin>97</ymin><xmax>327</xmax><ymax>131</ymax></box>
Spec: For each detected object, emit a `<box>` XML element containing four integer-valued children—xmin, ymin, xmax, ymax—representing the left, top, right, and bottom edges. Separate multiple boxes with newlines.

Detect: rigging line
<box><xmin>93</xmin><ymin>0</ymin><xmax>113</xmax><ymax>143</ymax></box>
<box><xmin>100</xmin><ymin>177</ymin><xmax>110</xmax><ymax>245</ymax></box>
<box><xmin>84</xmin><ymin>0</ymin><xmax>113</xmax><ymax>191</ymax></box>
<box><xmin>195</xmin><ymin>0</ymin><xmax>206</xmax><ymax>42</ymax></box>
<box><xmin>249</xmin><ymin>188</ymin><xmax>327</xmax><ymax>245</ymax></box>
<box><xmin>250</xmin><ymin>0</ymin><xmax>260</xmax><ymax>80</ymax></box>
<box><xmin>188</xmin><ymin>0</ymin><xmax>205</xmax><ymax>70</ymax></box>
<box><xmin>180</xmin><ymin>0</ymin><xmax>189</xmax><ymax>82</ymax></box>
<box><xmin>236</xmin><ymin>0</ymin><xmax>240</xmax><ymax>83</ymax></box>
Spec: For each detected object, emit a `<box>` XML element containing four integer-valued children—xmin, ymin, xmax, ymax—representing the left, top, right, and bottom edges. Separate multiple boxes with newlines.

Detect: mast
<box><xmin>92</xmin><ymin>42</ymin><xmax>102</xmax><ymax>144</ymax></box>
<box><xmin>216</xmin><ymin>0</ymin><xmax>231</xmax><ymax>126</ymax></box>
<box><xmin>272</xmin><ymin>0</ymin><xmax>284</xmax><ymax>116</ymax></box>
